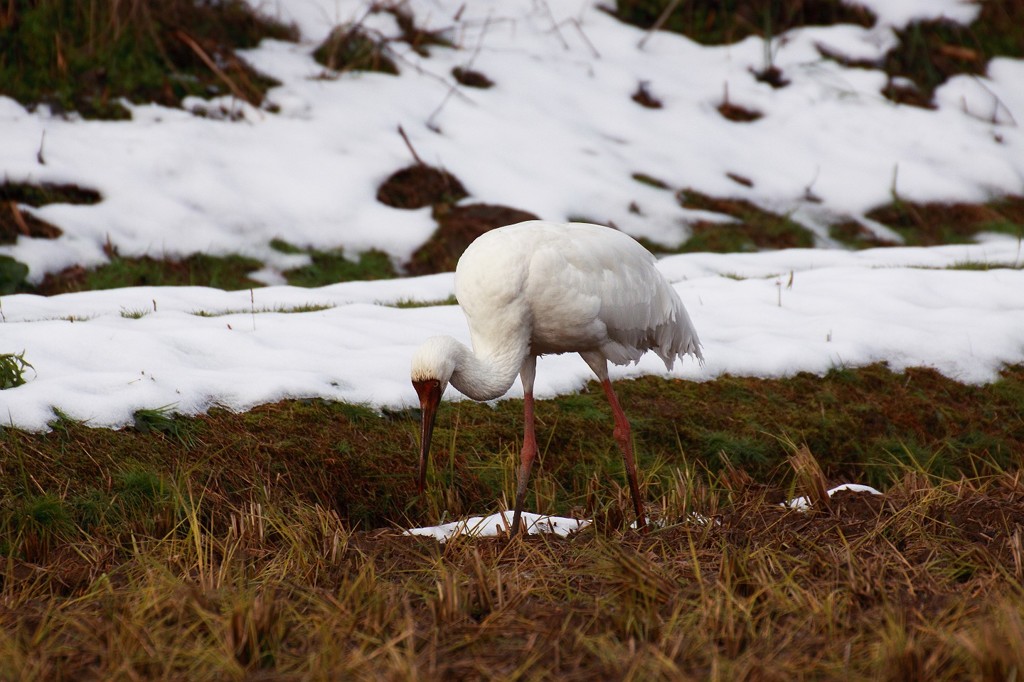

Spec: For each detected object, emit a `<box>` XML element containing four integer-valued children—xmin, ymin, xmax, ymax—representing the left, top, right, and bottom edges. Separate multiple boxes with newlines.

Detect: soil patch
<box><xmin>406</xmin><ymin>204</ymin><xmax>539</xmax><ymax>275</ymax></box>
<box><xmin>452</xmin><ymin>67</ymin><xmax>494</xmax><ymax>89</ymax></box>
<box><xmin>0</xmin><ymin>202</ymin><xmax>62</xmax><ymax>243</ymax></box>
<box><xmin>866</xmin><ymin>196</ymin><xmax>1024</xmax><ymax>246</ymax></box>
<box><xmin>828</xmin><ymin>219</ymin><xmax>898</xmax><ymax>248</ymax></box>
<box><xmin>376</xmin><ymin>164</ymin><xmax>468</xmax><ymax>209</ymax></box>
<box><xmin>717</xmin><ymin>100</ymin><xmax>762</xmax><ymax>123</ymax></box>
<box><xmin>632</xmin><ymin>81</ymin><xmax>663</xmax><ymax>109</ymax></box>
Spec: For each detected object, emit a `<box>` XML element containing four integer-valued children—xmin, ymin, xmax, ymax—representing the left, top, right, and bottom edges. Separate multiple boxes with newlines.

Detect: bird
<box><xmin>411</xmin><ymin>220</ymin><xmax>703</xmax><ymax>536</ymax></box>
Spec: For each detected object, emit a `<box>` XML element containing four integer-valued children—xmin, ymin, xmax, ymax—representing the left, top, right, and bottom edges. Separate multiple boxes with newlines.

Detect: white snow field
<box><xmin>0</xmin><ymin>0</ymin><xmax>1021</xmax><ymax>437</ymax></box>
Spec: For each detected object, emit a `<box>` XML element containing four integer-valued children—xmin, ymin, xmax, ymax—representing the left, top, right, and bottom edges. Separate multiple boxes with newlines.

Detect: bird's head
<box><xmin>411</xmin><ymin>337</ymin><xmax>457</xmax><ymax>494</ymax></box>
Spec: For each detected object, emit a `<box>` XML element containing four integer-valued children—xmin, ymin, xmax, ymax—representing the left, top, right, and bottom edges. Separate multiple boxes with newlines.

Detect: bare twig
<box><xmin>175</xmin><ymin>29</ymin><xmax>259</xmax><ymax>109</ymax></box>
<box><xmin>426</xmin><ymin>12</ymin><xmax>492</xmax><ymax>130</ymax></box>
<box><xmin>569</xmin><ymin>18</ymin><xmax>600</xmax><ymax>59</ymax></box>
<box><xmin>37</xmin><ymin>130</ymin><xmax>46</xmax><ymax>165</ymax></box>
<box><xmin>539</xmin><ymin>0</ymin><xmax>569</xmax><ymax>49</ymax></box>
<box><xmin>426</xmin><ymin>86</ymin><xmax>459</xmax><ymax>132</ymax></box>
<box><xmin>969</xmin><ymin>74</ymin><xmax>1018</xmax><ymax>127</ymax></box>
<box><xmin>638</xmin><ymin>0</ymin><xmax>682</xmax><ymax>49</ymax></box>
<box><xmin>398</xmin><ymin>125</ymin><xmax>425</xmax><ymax>165</ymax></box>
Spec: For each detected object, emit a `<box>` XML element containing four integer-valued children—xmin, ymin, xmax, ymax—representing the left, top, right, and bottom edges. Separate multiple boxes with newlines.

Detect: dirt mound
<box><xmin>376</xmin><ymin>165</ymin><xmax>468</xmax><ymax>209</ymax></box>
<box><xmin>406</xmin><ymin>204</ymin><xmax>539</xmax><ymax>275</ymax></box>
<box><xmin>0</xmin><ymin>202</ymin><xmax>62</xmax><ymax>243</ymax></box>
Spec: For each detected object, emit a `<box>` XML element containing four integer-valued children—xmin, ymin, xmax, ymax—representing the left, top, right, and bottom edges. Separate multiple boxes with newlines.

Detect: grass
<box><xmin>862</xmin><ymin>196</ymin><xmax>1024</xmax><ymax>247</ymax></box>
<box><xmin>673</xmin><ymin>188</ymin><xmax>815</xmax><ymax>252</ymax></box>
<box><xmin>0</xmin><ymin>0</ymin><xmax>297</xmax><ymax>119</ymax></box>
<box><xmin>386</xmin><ymin>295</ymin><xmax>459</xmax><ymax>308</ymax></box>
<box><xmin>0</xmin><ymin>351</ymin><xmax>34</xmax><ymax>389</ymax></box>
<box><xmin>0</xmin><ymin>363</ymin><xmax>1021</xmax><ymax>677</ymax></box>
<box><xmin>271</xmin><ymin>240</ymin><xmax>397</xmax><ymax>286</ymax></box>
<box><xmin>189</xmin><ymin>302</ymin><xmax>336</xmax><ymax>317</ymax></box>
<box><xmin>880</xmin><ymin>2</ymin><xmax>1024</xmax><ymax>107</ymax></box>
<box><xmin>0</xmin><ymin>181</ymin><xmax>102</xmax><ymax>206</ymax></box>
<box><xmin>610</xmin><ymin>0</ymin><xmax>874</xmax><ymax>46</ymax></box>
<box><xmin>313</xmin><ymin>25</ymin><xmax>399</xmax><ymax>75</ymax></box>
<box><xmin>614</xmin><ymin>0</ymin><xmax>1024</xmax><ymax>108</ymax></box>
<box><xmin>35</xmin><ymin>252</ymin><xmax>266</xmax><ymax>294</ymax></box>
<box><xmin>311</xmin><ymin>4</ymin><xmax>452</xmax><ymax>75</ymax></box>
<box><xmin>29</xmin><ymin>242</ymin><xmax>398</xmax><ymax>295</ymax></box>
<box><xmin>2</xmin><ymin>362</ymin><xmax>1018</xmax><ymax>540</ymax></box>
<box><xmin>3</xmin><ymin>4</ymin><xmax>1024</xmax><ymax>673</ymax></box>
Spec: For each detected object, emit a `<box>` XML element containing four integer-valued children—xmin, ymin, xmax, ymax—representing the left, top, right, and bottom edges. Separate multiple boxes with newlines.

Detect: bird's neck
<box><xmin>448</xmin><ymin>338</ymin><xmax>526</xmax><ymax>401</ymax></box>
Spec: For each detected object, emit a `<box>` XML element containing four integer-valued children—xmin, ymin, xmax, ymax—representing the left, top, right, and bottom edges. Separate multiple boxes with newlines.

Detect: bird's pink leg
<box><xmin>510</xmin><ymin>390</ymin><xmax>537</xmax><ymax>537</ymax></box>
<box><xmin>510</xmin><ymin>356</ymin><xmax>538</xmax><ymax>537</ymax></box>
<box><xmin>600</xmin><ymin>378</ymin><xmax>648</xmax><ymax>531</ymax></box>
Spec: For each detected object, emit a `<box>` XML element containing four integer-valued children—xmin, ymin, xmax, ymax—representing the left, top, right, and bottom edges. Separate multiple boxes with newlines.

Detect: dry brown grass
<box><xmin>0</xmin><ymin>364</ymin><xmax>1021</xmax><ymax>678</ymax></box>
<box><xmin>1</xmin><ymin>465</ymin><xmax>1022</xmax><ymax>679</ymax></box>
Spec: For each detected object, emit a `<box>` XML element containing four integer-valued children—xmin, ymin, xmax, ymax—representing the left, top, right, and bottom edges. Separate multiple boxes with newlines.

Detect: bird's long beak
<box><xmin>413</xmin><ymin>379</ymin><xmax>442</xmax><ymax>494</ymax></box>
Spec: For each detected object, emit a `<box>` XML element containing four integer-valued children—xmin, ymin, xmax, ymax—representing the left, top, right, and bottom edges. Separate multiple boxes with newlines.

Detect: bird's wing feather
<box><xmin>521</xmin><ymin>223</ymin><xmax>702</xmax><ymax>368</ymax></box>
<box><xmin>455</xmin><ymin>221</ymin><xmax>702</xmax><ymax>369</ymax></box>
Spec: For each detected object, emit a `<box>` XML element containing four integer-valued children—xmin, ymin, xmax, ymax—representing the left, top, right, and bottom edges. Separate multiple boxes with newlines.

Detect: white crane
<box><xmin>411</xmin><ymin>221</ymin><xmax>703</xmax><ymax>536</ymax></box>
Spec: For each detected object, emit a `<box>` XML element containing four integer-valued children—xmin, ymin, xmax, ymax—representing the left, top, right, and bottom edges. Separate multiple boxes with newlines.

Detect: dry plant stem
<box><xmin>174</xmin><ymin>29</ymin><xmax>257</xmax><ymax>107</ymax></box>
<box><xmin>540</xmin><ymin>0</ymin><xmax>570</xmax><ymax>49</ymax></box>
<box><xmin>397</xmin><ymin>125</ymin><xmax>425</xmax><ymax>166</ymax></box>
<box><xmin>570</xmin><ymin>18</ymin><xmax>601</xmax><ymax>59</ymax></box>
<box><xmin>7</xmin><ymin>202</ymin><xmax>30</xmax><ymax>235</ymax></box>
<box><xmin>638</xmin><ymin>0</ymin><xmax>683</xmax><ymax>49</ymax></box>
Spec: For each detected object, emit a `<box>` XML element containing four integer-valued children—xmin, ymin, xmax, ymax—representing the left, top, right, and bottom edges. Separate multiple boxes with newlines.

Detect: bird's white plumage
<box><xmin>455</xmin><ymin>221</ymin><xmax>702</xmax><ymax>369</ymax></box>
<box><xmin>411</xmin><ymin>220</ymin><xmax>703</xmax><ymax>533</ymax></box>
<box><xmin>411</xmin><ymin>220</ymin><xmax>701</xmax><ymax>401</ymax></box>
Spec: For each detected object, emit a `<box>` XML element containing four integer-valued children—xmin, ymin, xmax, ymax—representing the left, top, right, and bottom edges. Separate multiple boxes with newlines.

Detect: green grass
<box><xmin>1</xmin><ymin>362</ymin><xmax>1019</xmax><ymax>533</ymax></box>
<box><xmin>881</xmin><ymin>3</ymin><xmax>1024</xmax><ymax>106</ymax></box>
<box><xmin>189</xmin><ymin>302</ymin><xmax>336</xmax><ymax>317</ymax></box>
<box><xmin>272</xmin><ymin>240</ymin><xmax>397</xmax><ymax>287</ymax></box>
<box><xmin>386</xmin><ymin>295</ymin><xmax>459</xmax><ymax>308</ymax></box>
<box><xmin>0</xmin><ymin>0</ymin><xmax>297</xmax><ymax>119</ymax></box>
<box><xmin>613</xmin><ymin>0</ymin><xmax>1024</xmax><ymax>108</ymax></box>
<box><xmin>862</xmin><ymin>196</ymin><xmax>1024</xmax><ymax>247</ymax></box>
<box><xmin>0</xmin><ymin>181</ymin><xmax>101</xmax><ymax>206</ymax></box>
<box><xmin>0</xmin><ymin>256</ymin><xmax>30</xmax><ymax>294</ymax></box>
<box><xmin>133</xmin><ymin>405</ymin><xmax>199</xmax><ymax>447</ymax></box>
<box><xmin>36</xmin><ymin>252</ymin><xmax>265</xmax><ymax>294</ymax></box>
<box><xmin>674</xmin><ymin>189</ymin><xmax>815</xmax><ymax>252</ymax></box>
<box><xmin>631</xmin><ymin>172</ymin><xmax>671</xmax><ymax>190</ymax></box>
<box><xmin>32</xmin><ymin>243</ymin><xmax>399</xmax><ymax>295</ymax></box>
<box><xmin>0</xmin><ymin>351</ymin><xmax>33</xmax><ymax>389</ymax></box>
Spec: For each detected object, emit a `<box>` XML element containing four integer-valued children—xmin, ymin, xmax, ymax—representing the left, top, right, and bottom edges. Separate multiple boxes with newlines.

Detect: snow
<box><xmin>2</xmin><ymin>0</ymin><xmax>1021</xmax><ymax>280</ymax></box>
<box><xmin>2</xmin><ymin>239</ymin><xmax>1021</xmax><ymax>431</ymax></box>
<box><xmin>403</xmin><ymin>484</ymin><xmax>885</xmax><ymax>541</ymax></box>
<box><xmin>405</xmin><ymin>511</ymin><xmax>591</xmax><ymax>541</ymax></box>
<box><xmin>0</xmin><ymin>0</ymin><xmax>1021</xmax><ymax>437</ymax></box>
<box><xmin>782</xmin><ymin>483</ymin><xmax>884</xmax><ymax>511</ymax></box>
